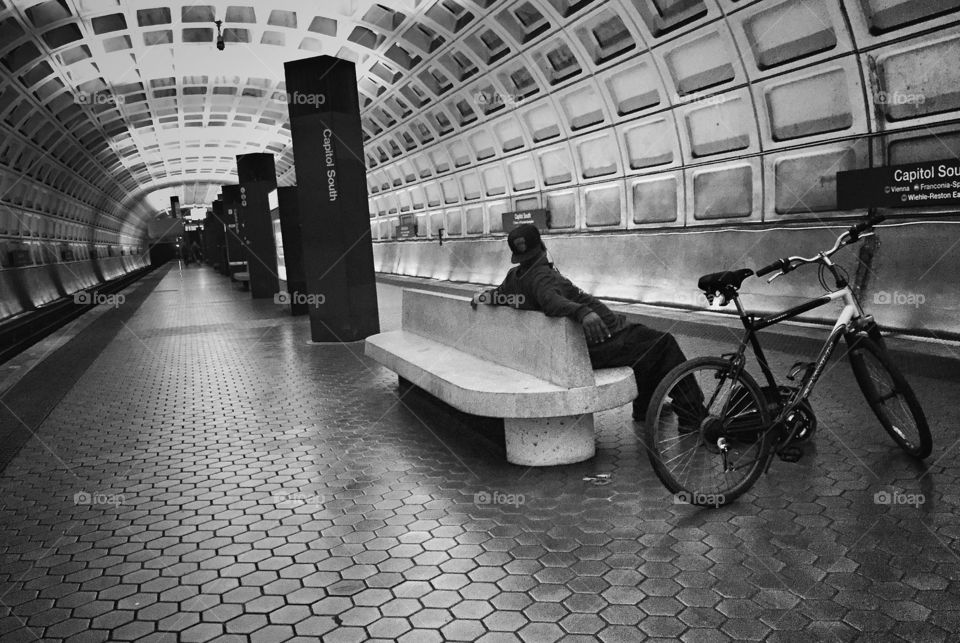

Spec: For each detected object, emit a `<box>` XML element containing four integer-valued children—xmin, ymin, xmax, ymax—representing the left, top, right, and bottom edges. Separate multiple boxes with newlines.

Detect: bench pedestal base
<box><xmin>504</xmin><ymin>415</ymin><xmax>595</xmax><ymax>466</ymax></box>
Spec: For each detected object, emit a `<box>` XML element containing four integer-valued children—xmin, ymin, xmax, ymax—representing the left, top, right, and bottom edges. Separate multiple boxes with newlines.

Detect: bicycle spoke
<box><xmin>665</xmin><ymin>438</ymin><xmax>706</xmax><ymax>485</ymax></box>
<box><xmin>645</xmin><ymin>358</ymin><xmax>773</xmax><ymax>505</ymax></box>
<box><xmin>673</xmin><ymin>445</ymin><xmax>700</xmax><ymax>485</ymax></box>
<box><xmin>658</xmin><ymin>436</ymin><xmax>700</xmax><ymax>462</ymax></box>
<box><xmin>726</xmin><ymin>396</ymin><xmax>760</xmax><ymax>419</ymax></box>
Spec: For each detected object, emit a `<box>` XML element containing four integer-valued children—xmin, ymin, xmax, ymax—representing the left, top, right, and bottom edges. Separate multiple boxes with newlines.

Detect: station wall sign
<box><xmin>501</xmin><ymin>209</ymin><xmax>550</xmax><ymax>232</ymax></box>
<box><xmin>397</xmin><ymin>213</ymin><xmax>417</xmax><ymax>239</ymax></box>
<box><xmin>397</xmin><ymin>223</ymin><xmax>417</xmax><ymax>239</ymax></box>
<box><xmin>837</xmin><ymin>160</ymin><xmax>960</xmax><ymax>209</ymax></box>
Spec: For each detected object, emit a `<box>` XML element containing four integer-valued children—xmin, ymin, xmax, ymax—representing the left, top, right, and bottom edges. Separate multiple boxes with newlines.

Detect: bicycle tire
<box><xmin>643</xmin><ymin>357</ymin><xmax>773</xmax><ymax>507</ymax></box>
<box><xmin>847</xmin><ymin>335</ymin><xmax>932</xmax><ymax>458</ymax></box>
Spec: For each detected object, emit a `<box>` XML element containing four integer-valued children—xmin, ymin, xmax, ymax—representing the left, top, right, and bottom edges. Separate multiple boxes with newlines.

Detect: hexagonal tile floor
<box><xmin>0</xmin><ymin>265</ymin><xmax>958</xmax><ymax>642</ymax></box>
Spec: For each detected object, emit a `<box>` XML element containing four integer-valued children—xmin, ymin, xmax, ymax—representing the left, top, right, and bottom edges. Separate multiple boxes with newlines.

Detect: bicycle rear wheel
<box><xmin>847</xmin><ymin>335</ymin><xmax>931</xmax><ymax>458</ymax></box>
<box><xmin>643</xmin><ymin>357</ymin><xmax>773</xmax><ymax>507</ymax></box>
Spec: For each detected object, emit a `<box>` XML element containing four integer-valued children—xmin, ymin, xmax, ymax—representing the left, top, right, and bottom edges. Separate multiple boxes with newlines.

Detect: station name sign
<box><xmin>322</xmin><ymin>129</ymin><xmax>338</xmax><ymax>203</ymax></box>
<box><xmin>837</xmin><ymin>160</ymin><xmax>960</xmax><ymax>209</ymax></box>
<box><xmin>501</xmin><ymin>209</ymin><xmax>550</xmax><ymax>232</ymax></box>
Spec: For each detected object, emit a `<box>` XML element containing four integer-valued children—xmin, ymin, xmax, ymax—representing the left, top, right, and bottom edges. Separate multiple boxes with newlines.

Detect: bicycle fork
<box><xmin>770</xmin><ymin>285</ymin><xmax>867</xmax><ymax>455</ymax></box>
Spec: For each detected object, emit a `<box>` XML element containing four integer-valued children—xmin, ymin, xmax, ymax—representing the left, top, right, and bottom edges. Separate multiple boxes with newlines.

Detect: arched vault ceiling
<box><xmin>0</xmin><ymin>0</ymin><xmax>427</xmax><ymax>232</ymax></box>
<box><xmin>3</xmin><ymin>0</ymin><xmax>960</xmax><ymax>239</ymax></box>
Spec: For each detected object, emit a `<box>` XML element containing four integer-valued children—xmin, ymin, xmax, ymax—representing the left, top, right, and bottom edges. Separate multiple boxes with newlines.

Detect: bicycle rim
<box><xmin>643</xmin><ymin>358</ymin><xmax>772</xmax><ymax>506</ymax></box>
<box><xmin>848</xmin><ymin>336</ymin><xmax>932</xmax><ymax>458</ymax></box>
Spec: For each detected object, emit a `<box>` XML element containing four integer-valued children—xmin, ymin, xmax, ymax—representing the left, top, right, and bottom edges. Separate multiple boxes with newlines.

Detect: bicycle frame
<box><xmin>726</xmin><ymin>281</ymin><xmax>869</xmax><ymax>431</ymax></box>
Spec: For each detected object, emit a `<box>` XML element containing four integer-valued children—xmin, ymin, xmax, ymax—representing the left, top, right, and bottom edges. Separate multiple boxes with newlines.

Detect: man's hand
<box><xmin>581</xmin><ymin>312</ymin><xmax>611</xmax><ymax>345</ymax></box>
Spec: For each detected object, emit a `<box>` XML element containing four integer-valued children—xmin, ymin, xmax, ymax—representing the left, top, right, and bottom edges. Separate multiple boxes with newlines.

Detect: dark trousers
<box><xmin>589</xmin><ymin>323</ymin><xmax>703</xmax><ymax>420</ymax></box>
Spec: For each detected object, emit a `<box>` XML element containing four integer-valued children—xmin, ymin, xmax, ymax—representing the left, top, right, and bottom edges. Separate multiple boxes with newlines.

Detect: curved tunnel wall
<box><xmin>0</xmin><ymin>106</ymin><xmax>148</xmax><ymax>307</ymax></box>
<box><xmin>365</xmin><ymin>0</ymin><xmax>960</xmax><ymax>337</ymax></box>
<box><xmin>0</xmin><ymin>102</ymin><xmax>147</xmax><ymax>262</ymax></box>
<box><xmin>0</xmin><ymin>254</ymin><xmax>150</xmax><ymax>323</ymax></box>
<box><xmin>373</xmin><ymin>222</ymin><xmax>960</xmax><ymax>337</ymax></box>
<box><xmin>0</xmin><ymin>0</ymin><xmax>152</xmax><ymax>312</ymax></box>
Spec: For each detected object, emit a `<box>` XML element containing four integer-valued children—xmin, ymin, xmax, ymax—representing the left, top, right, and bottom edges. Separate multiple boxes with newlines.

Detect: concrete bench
<box><xmin>232</xmin><ymin>269</ymin><xmax>250</xmax><ymax>290</ymax></box>
<box><xmin>365</xmin><ymin>288</ymin><xmax>637</xmax><ymax>466</ymax></box>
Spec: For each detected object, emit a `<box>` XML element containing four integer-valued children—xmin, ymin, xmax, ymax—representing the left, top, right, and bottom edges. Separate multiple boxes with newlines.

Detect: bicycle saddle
<box><xmin>698</xmin><ymin>268</ymin><xmax>754</xmax><ymax>294</ymax></box>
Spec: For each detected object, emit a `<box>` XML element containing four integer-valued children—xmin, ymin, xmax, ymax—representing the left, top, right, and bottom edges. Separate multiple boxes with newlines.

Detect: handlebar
<box><xmin>848</xmin><ymin>213</ymin><xmax>886</xmax><ymax>239</ymax></box>
<box><xmin>756</xmin><ymin>258</ymin><xmax>789</xmax><ymax>277</ymax></box>
<box><xmin>756</xmin><ymin>214</ymin><xmax>886</xmax><ymax>280</ymax></box>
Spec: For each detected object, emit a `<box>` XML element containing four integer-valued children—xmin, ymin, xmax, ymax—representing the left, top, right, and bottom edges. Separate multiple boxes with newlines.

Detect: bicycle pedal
<box><xmin>777</xmin><ymin>445</ymin><xmax>804</xmax><ymax>463</ymax></box>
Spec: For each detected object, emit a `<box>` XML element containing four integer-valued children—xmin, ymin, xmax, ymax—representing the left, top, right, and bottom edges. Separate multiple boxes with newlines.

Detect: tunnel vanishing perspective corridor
<box><xmin>3</xmin><ymin>0</ymin><xmax>960</xmax><ymax>641</ymax></box>
<box><xmin>0</xmin><ymin>266</ymin><xmax>958</xmax><ymax>642</ymax></box>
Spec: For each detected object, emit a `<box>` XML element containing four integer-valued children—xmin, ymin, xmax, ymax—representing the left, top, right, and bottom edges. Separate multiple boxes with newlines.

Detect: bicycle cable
<box><xmin>818</xmin><ymin>261</ymin><xmax>849</xmax><ymax>292</ymax></box>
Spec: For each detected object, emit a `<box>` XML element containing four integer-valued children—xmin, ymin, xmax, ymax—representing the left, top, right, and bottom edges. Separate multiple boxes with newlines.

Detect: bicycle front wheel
<box><xmin>643</xmin><ymin>357</ymin><xmax>773</xmax><ymax>507</ymax></box>
<box><xmin>847</xmin><ymin>335</ymin><xmax>931</xmax><ymax>458</ymax></box>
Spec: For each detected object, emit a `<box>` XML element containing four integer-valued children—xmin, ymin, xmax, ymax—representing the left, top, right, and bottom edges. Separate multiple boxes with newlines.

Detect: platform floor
<box><xmin>1</xmin><ymin>264</ymin><xmax>959</xmax><ymax>642</ymax></box>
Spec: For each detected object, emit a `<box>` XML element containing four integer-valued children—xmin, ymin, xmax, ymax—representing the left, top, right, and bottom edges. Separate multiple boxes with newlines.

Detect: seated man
<box><xmin>472</xmin><ymin>224</ymin><xmax>703</xmax><ymax>425</ymax></box>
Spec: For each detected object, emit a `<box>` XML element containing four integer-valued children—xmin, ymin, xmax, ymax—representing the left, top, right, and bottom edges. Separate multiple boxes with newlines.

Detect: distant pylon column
<box><xmin>237</xmin><ymin>153</ymin><xmax>279</xmax><ymax>299</ymax></box>
<box><xmin>221</xmin><ymin>185</ymin><xmax>244</xmax><ymax>279</ymax></box>
<box><xmin>283</xmin><ymin>54</ymin><xmax>379</xmax><ymax>343</ymax></box>
<box><xmin>211</xmin><ymin>199</ymin><xmax>228</xmax><ymax>274</ymax></box>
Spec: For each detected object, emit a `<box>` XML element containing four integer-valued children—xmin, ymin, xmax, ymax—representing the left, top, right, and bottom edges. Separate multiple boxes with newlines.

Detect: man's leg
<box><xmin>590</xmin><ymin>324</ymin><xmax>703</xmax><ymax>421</ymax></box>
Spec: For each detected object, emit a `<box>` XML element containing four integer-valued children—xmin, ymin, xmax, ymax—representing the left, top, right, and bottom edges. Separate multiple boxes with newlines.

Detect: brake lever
<box><xmin>767</xmin><ymin>271</ymin><xmax>785</xmax><ymax>284</ymax></box>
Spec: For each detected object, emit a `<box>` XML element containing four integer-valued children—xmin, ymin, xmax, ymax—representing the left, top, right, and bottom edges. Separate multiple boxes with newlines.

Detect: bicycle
<box><xmin>643</xmin><ymin>214</ymin><xmax>931</xmax><ymax>507</ymax></box>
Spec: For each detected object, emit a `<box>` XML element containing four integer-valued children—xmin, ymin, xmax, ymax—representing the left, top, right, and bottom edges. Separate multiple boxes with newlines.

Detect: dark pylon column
<box><xmin>221</xmin><ymin>185</ymin><xmax>245</xmax><ymax>278</ymax></box>
<box><xmin>203</xmin><ymin>208</ymin><xmax>218</xmax><ymax>267</ymax></box>
<box><xmin>210</xmin><ymin>199</ymin><xmax>229</xmax><ymax>275</ymax></box>
<box><xmin>276</xmin><ymin>186</ymin><xmax>308</xmax><ymax>316</ymax></box>
<box><xmin>237</xmin><ymin>153</ymin><xmax>279</xmax><ymax>299</ymax></box>
<box><xmin>284</xmin><ymin>54</ymin><xmax>379</xmax><ymax>342</ymax></box>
